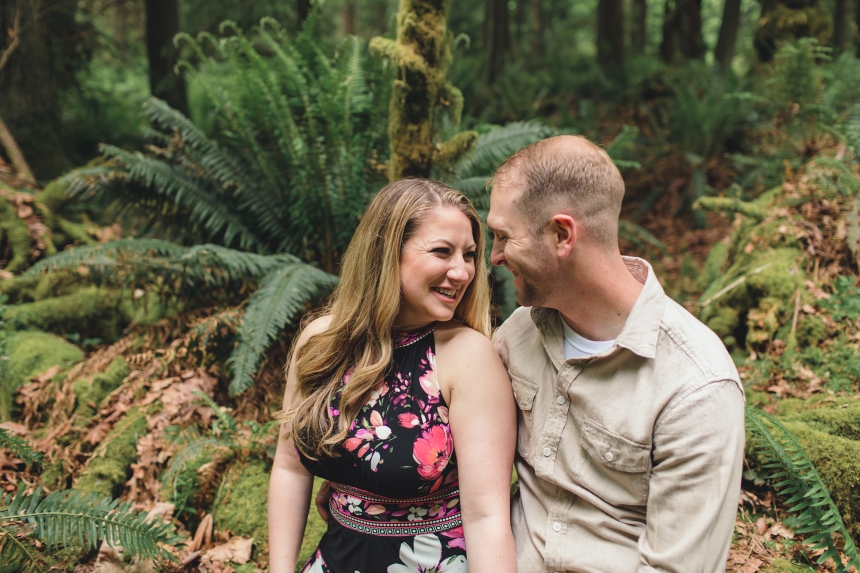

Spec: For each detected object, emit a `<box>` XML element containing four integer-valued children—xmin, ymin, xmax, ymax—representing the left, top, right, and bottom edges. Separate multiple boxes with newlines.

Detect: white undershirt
<box><xmin>562</xmin><ymin>320</ymin><xmax>616</xmax><ymax>360</ymax></box>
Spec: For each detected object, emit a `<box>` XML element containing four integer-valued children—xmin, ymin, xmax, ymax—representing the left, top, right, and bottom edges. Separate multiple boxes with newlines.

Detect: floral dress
<box><xmin>298</xmin><ymin>322</ymin><xmax>467</xmax><ymax>573</ymax></box>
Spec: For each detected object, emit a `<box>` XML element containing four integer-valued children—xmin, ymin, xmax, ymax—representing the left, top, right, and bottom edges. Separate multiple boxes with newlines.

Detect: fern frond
<box><xmin>746</xmin><ymin>407</ymin><xmax>860</xmax><ymax>572</ymax></box>
<box><xmin>0</xmin><ymin>486</ymin><xmax>182</xmax><ymax>559</ymax></box>
<box><xmin>162</xmin><ymin>435</ymin><xmax>224</xmax><ymax>485</ymax></box>
<box><xmin>452</xmin><ymin>120</ymin><xmax>554</xmax><ymax>180</ymax></box>
<box><xmin>24</xmin><ymin>238</ymin><xmax>185</xmax><ymax>276</ymax></box>
<box><xmin>0</xmin><ymin>429</ymin><xmax>43</xmax><ymax>466</ymax></box>
<box><xmin>228</xmin><ymin>262</ymin><xmax>338</xmax><ymax>395</ymax></box>
<box><xmin>618</xmin><ymin>220</ymin><xmax>668</xmax><ymax>254</ymax></box>
<box><xmin>192</xmin><ymin>390</ymin><xmax>239</xmax><ymax>437</ymax></box>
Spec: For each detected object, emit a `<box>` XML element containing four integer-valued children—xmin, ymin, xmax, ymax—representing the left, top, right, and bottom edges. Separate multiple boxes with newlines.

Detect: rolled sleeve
<box><xmin>638</xmin><ymin>380</ymin><xmax>745</xmax><ymax>573</ymax></box>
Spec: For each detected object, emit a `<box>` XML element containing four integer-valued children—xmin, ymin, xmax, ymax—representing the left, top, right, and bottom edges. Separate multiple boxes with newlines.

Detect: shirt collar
<box><xmin>530</xmin><ymin>256</ymin><xmax>666</xmax><ymax>361</ymax></box>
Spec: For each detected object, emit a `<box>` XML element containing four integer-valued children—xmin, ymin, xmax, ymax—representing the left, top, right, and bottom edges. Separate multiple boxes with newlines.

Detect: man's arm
<box><xmin>638</xmin><ymin>380</ymin><xmax>745</xmax><ymax>573</ymax></box>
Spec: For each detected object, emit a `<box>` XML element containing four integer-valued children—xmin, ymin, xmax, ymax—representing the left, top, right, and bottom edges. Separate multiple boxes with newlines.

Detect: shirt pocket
<box><xmin>578</xmin><ymin>419</ymin><xmax>651</xmax><ymax>506</ymax></box>
<box><xmin>511</xmin><ymin>374</ymin><xmax>539</xmax><ymax>459</ymax></box>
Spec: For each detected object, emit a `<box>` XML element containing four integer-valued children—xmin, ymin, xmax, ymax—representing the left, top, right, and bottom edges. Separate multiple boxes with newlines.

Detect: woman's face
<box><xmin>396</xmin><ymin>206</ymin><xmax>478</xmax><ymax>329</ymax></box>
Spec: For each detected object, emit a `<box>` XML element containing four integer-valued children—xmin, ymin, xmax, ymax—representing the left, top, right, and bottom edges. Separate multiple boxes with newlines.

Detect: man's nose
<box><xmin>490</xmin><ymin>241</ymin><xmax>505</xmax><ymax>266</ymax></box>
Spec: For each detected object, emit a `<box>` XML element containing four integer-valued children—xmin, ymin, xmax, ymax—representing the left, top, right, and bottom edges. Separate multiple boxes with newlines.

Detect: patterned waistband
<box><xmin>329</xmin><ymin>481</ymin><xmax>462</xmax><ymax>537</ymax></box>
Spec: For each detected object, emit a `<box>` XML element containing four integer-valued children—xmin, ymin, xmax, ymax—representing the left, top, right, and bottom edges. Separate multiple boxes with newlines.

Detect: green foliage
<box><xmin>76</xmin><ymin>408</ymin><xmax>148</xmax><ymax>498</ymax></box>
<box><xmin>817</xmin><ymin>276</ymin><xmax>860</xmax><ymax>322</ymax></box>
<box><xmin>27</xmin><ymin>239</ymin><xmax>337</xmax><ymax>394</ymax></box>
<box><xmin>74</xmin><ymin>19</ymin><xmax>389</xmax><ymax>270</ymax></box>
<box><xmin>0</xmin><ymin>486</ymin><xmax>181</xmax><ymax>571</ymax></box>
<box><xmin>0</xmin><ymin>429</ymin><xmax>43</xmax><ymax>467</ymax></box>
<box><xmin>745</xmin><ymin>407</ymin><xmax>860</xmax><ymax>571</ymax></box>
<box><xmin>210</xmin><ymin>460</ymin><xmax>270</xmax><ymax>544</ymax></box>
<box><xmin>72</xmin><ymin>358</ymin><xmax>131</xmax><ymax>421</ymax></box>
<box><xmin>0</xmin><ymin>331</ymin><xmax>83</xmax><ymax>421</ymax></box>
<box><xmin>2</xmin><ymin>287</ymin><xmax>122</xmax><ymax>342</ymax></box>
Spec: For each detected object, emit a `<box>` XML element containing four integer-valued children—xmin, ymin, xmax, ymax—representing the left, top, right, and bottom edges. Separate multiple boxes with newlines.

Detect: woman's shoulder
<box><xmin>434</xmin><ymin>320</ymin><xmax>496</xmax><ymax>358</ymax></box>
<box><xmin>296</xmin><ymin>314</ymin><xmax>333</xmax><ymax>347</ymax></box>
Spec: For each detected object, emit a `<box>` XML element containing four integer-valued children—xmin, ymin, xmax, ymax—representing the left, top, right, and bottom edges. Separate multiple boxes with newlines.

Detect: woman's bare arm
<box><xmin>438</xmin><ymin>324</ymin><xmax>517</xmax><ymax>573</ymax></box>
<box><xmin>268</xmin><ymin>317</ymin><xmax>331</xmax><ymax>573</ymax></box>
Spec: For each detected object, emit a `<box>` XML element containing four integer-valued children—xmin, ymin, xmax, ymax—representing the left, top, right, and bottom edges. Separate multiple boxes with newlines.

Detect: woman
<box><xmin>268</xmin><ymin>179</ymin><xmax>517</xmax><ymax>573</ymax></box>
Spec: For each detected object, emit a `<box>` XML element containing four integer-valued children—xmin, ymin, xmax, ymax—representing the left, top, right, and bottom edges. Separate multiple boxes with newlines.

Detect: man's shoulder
<box><xmin>493</xmin><ymin>307</ymin><xmax>538</xmax><ymax>341</ymax></box>
<box><xmin>656</xmin><ymin>297</ymin><xmax>739</xmax><ymax>385</ymax></box>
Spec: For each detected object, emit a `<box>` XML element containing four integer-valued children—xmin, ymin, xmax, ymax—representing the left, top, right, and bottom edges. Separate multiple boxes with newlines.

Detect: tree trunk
<box><xmin>631</xmin><ymin>0</ymin><xmax>647</xmax><ymax>54</ymax></box>
<box><xmin>0</xmin><ymin>0</ymin><xmax>76</xmax><ymax>178</ymax></box>
<box><xmin>297</xmin><ymin>0</ymin><xmax>311</xmax><ymax>23</ymax></box>
<box><xmin>714</xmin><ymin>0</ymin><xmax>741</xmax><ymax>71</ymax></box>
<box><xmin>370</xmin><ymin>0</ymin><xmax>477</xmax><ymax>179</ymax></box>
<box><xmin>833</xmin><ymin>0</ymin><xmax>848</xmax><ymax>52</ymax></box>
<box><xmin>114</xmin><ymin>0</ymin><xmax>129</xmax><ymax>52</ymax></box>
<box><xmin>342</xmin><ymin>0</ymin><xmax>355</xmax><ymax>35</ymax></box>
<box><xmin>856</xmin><ymin>0</ymin><xmax>860</xmax><ymax>57</ymax></box>
<box><xmin>660</xmin><ymin>0</ymin><xmax>705</xmax><ymax>61</ymax></box>
<box><xmin>514</xmin><ymin>0</ymin><xmax>525</xmax><ymax>47</ymax></box>
<box><xmin>597</xmin><ymin>0</ymin><xmax>625</xmax><ymax>66</ymax></box>
<box><xmin>485</xmin><ymin>0</ymin><xmax>510</xmax><ymax>84</ymax></box>
<box><xmin>531</xmin><ymin>0</ymin><xmax>544</xmax><ymax>56</ymax></box>
<box><xmin>145</xmin><ymin>0</ymin><xmax>187</xmax><ymax>114</ymax></box>
<box><xmin>0</xmin><ymin>114</ymin><xmax>34</xmax><ymax>182</ymax></box>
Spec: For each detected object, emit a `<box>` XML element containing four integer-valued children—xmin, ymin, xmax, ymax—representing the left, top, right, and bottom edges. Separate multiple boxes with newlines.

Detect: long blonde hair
<box><xmin>284</xmin><ymin>179</ymin><xmax>491</xmax><ymax>460</ymax></box>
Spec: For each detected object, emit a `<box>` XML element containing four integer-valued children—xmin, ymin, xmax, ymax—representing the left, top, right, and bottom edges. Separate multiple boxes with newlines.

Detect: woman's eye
<box><xmin>432</xmin><ymin>247</ymin><xmax>450</xmax><ymax>255</ymax></box>
<box><xmin>465</xmin><ymin>251</ymin><xmax>478</xmax><ymax>260</ymax></box>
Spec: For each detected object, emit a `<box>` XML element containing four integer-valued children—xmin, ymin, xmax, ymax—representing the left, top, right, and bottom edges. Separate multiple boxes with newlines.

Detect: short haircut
<box><xmin>490</xmin><ymin>135</ymin><xmax>625</xmax><ymax>249</ymax></box>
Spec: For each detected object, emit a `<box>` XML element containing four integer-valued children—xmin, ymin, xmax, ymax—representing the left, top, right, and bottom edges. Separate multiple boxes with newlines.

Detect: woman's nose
<box><xmin>448</xmin><ymin>262</ymin><xmax>470</xmax><ymax>282</ymax></box>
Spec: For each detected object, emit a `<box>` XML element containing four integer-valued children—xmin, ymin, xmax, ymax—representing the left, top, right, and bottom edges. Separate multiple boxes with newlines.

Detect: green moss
<box><xmin>76</xmin><ymin>407</ymin><xmax>148</xmax><ymax>498</ymax></box>
<box><xmin>699</xmin><ymin>240</ymin><xmax>730</xmax><ymax>291</ymax></box>
<box><xmin>0</xmin><ymin>198</ymin><xmax>33</xmax><ymax>274</ymax></box>
<box><xmin>72</xmin><ymin>357</ymin><xmax>130</xmax><ymax>421</ymax></box>
<box><xmin>212</xmin><ymin>460</ymin><xmax>271</xmax><ymax>544</ymax></box>
<box><xmin>1</xmin><ymin>330</ymin><xmax>83</xmax><ymax>420</ymax></box>
<box><xmin>764</xmin><ymin>558</ymin><xmax>815</xmax><ymax>572</ymax></box>
<box><xmin>706</xmin><ymin>306</ymin><xmax>740</xmax><ymax>342</ymax></box>
<box><xmin>3</xmin><ymin>286</ymin><xmax>122</xmax><ymax>341</ymax></box>
<box><xmin>369</xmin><ymin>0</ymin><xmax>475</xmax><ymax>179</ymax></box>
<box><xmin>780</xmin><ymin>420</ymin><xmax>860</xmax><ymax>542</ymax></box>
<box><xmin>776</xmin><ymin>395</ymin><xmax>860</xmax><ymax>441</ymax></box>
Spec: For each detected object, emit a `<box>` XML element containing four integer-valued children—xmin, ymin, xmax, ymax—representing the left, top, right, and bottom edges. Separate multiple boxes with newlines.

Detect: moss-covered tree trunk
<box><xmin>370</xmin><ymin>0</ymin><xmax>477</xmax><ymax>180</ymax></box>
<box><xmin>754</xmin><ymin>0</ymin><xmax>833</xmax><ymax>61</ymax></box>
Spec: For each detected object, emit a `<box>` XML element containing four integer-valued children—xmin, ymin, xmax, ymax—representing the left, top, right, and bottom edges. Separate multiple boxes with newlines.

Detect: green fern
<box><xmin>0</xmin><ymin>486</ymin><xmax>182</xmax><ymax>569</ymax></box>
<box><xmin>746</xmin><ymin>407</ymin><xmax>860</xmax><ymax>572</ymax></box>
<box><xmin>228</xmin><ymin>262</ymin><xmax>338</xmax><ymax>395</ymax></box>
<box><xmin>0</xmin><ymin>429</ymin><xmax>43</xmax><ymax>467</ymax></box>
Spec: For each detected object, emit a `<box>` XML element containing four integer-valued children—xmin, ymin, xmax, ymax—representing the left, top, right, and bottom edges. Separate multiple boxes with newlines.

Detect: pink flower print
<box><xmin>437</xmin><ymin>406</ymin><xmax>449</xmax><ymax>424</ymax></box>
<box><xmin>398</xmin><ymin>413</ymin><xmax>420</xmax><ymax>428</ymax></box>
<box><xmin>355</xmin><ymin>428</ymin><xmax>374</xmax><ymax>441</ymax></box>
<box><xmin>366</xmin><ymin>504</ymin><xmax>387</xmax><ymax>516</ymax></box>
<box><xmin>370</xmin><ymin>410</ymin><xmax>392</xmax><ymax>439</ymax></box>
<box><xmin>342</xmin><ymin>366</ymin><xmax>354</xmax><ymax>386</ymax></box>
<box><xmin>357</xmin><ymin>443</ymin><xmax>370</xmax><ymax>457</ymax></box>
<box><xmin>367</xmin><ymin>381</ymin><xmax>389</xmax><ymax>407</ymax></box>
<box><xmin>442</xmin><ymin>526</ymin><xmax>466</xmax><ymax>550</ymax></box>
<box><xmin>419</xmin><ymin>349</ymin><xmax>440</xmax><ymax>401</ymax></box>
<box><xmin>345</xmin><ymin>438</ymin><xmax>363</xmax><ymax>452</ymax></box>
<box><xmin>413</xmin><ymin>425</ymin><xmax>452</xmax><ymax>490</ymax></box>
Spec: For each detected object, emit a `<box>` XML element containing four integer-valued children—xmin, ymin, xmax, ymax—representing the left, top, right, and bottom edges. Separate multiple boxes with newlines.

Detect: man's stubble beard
<box><xmin>515</xmin><ymin>240</ymin><xmax>559</xmax><ymax>308</ymax></box>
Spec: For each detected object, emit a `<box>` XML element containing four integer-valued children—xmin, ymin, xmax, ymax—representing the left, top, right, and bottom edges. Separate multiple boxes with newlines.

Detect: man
<box><xmin>487</xmin><ymin>135</ymin><xmax>744</xmax><ymax>573</ymax></box>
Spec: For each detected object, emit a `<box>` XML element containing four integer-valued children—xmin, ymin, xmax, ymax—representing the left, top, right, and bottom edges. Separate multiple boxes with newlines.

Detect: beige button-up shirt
<box><xmin>493</xmin><ymin>257</ymin><xmax>745</xmax><ymax>573</ymax></box>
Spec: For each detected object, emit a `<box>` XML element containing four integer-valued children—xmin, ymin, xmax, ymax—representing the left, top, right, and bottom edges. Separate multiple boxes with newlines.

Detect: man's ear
<box><xmin>549</xmin><ymin>214</ymin><xmax>576</xmax><ymax>258</ymax></box>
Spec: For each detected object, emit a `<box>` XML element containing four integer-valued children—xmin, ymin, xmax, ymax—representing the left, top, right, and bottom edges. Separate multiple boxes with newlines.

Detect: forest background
<box><xmin>2</xmin><ymin>0</ymin><xmax>860</xmax><ymax>571</ymax></box>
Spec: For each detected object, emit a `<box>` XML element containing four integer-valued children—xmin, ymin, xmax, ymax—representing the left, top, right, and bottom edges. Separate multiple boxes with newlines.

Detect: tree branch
<box><xmin>0</xmin><ymin>3</ymin><xmax>36</xmax><ymax>183</ymax></box>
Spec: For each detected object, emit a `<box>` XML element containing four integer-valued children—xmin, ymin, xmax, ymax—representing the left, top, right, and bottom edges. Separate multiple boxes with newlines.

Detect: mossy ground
<box><xmin>72</xmin><ymin>356</ymin><xmax>130</xmax><ymax>421</ymax></box>
<box><xmin>0</xmin><ymin>330</ymin><xmax>83</xmax><ymax>420</ymax></box>
<box><xmin>75</xmin><ymin>407</ymin><xmax>148</xmax><ymax>498</ymax></box>
<box><xmin>3</xmin><ymin>286</ymin><xmax>122</xmax><ymax>341</ymax></box>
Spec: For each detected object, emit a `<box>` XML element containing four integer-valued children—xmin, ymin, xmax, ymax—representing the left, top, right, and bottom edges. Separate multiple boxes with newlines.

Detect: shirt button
<box><xmin>552</xmin><ymin>522</ymin><xmax>562</xmax><ymax>532</ymax></box>
<box><xmin>556</xmin><ymin>395</ymin><xmax>566</xmax><ymax>405</ymax></box>
<box><xmin>604</xmin><ymin>451</ymin><xmax>614</xmax><ymax>462</ymax></box>
<box><xmin>542</xmin><ymin>447</ymin><xmax>552</xmax><ymax>457</ymax></box>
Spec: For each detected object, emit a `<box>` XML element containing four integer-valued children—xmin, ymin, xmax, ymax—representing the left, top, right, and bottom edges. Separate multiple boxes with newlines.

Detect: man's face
<box><xmin>487</xmin><ymin>176</ymin><xmax>559</xmax><ymax>307</ymax></box>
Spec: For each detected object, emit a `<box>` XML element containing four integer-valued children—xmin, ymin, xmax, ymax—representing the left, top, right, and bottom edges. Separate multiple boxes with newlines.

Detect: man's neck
<box><xmin>553</xmin><ymin>250</ymin><xmax>644</xmax><ymax>341</ymax></box>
